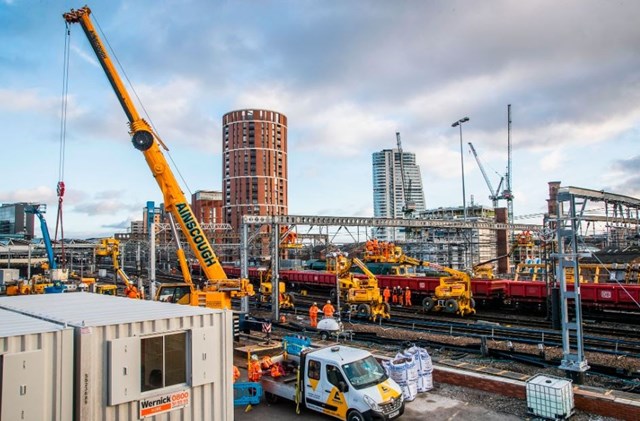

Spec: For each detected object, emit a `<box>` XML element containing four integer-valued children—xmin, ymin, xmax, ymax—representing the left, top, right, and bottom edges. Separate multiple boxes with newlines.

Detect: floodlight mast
<box><xmin>451</xmin><ymin>117</ymin><xmax>470</xmax><ymax>220</ymax></box>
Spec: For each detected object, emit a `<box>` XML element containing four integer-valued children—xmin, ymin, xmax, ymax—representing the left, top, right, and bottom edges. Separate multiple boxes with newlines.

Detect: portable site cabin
<box><xmin>0</xmin><ymin>292</ymin><xmax>235</xmax><ymax>421</ymax></box>
<box><xmin>0</xmin><ymin>308</ymin><xmax>74</xmax><ymax>421</ymax></box>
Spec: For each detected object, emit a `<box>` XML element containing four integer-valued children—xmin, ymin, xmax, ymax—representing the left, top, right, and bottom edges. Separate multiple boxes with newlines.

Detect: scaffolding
<box><xmin>553</xmin><ymin>186</ymin><xmax>640</xmax><ymax>377</ymax></box>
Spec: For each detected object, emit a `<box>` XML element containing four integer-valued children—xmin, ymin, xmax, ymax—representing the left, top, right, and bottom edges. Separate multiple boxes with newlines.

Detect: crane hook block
<box><xmin>132</xmin><ymin>130</ymin><xmax>154</xmax><ymax>151</ymax></box>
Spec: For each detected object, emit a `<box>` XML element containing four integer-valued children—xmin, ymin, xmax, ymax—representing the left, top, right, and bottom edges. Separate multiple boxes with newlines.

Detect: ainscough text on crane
<box><xmin>176</xmin><ymin>203</ymin><xmax>217</xmax><ymax>267</ymax></box>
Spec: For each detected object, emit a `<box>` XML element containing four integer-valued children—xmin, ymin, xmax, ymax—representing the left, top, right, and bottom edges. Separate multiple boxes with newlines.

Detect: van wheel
<box><xmin>347</xmin><ymin>409</ymin><xmax>366</xmax><ymax>421</ymax></box>
<box><xmin>320</xmin><ymin>331</ymin><xmax>330</xmax><ymax>340</ymax></box>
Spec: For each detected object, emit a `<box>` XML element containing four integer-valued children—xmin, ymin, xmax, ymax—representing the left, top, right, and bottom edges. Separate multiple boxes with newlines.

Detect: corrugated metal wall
<box><xmin>0</xmin><ymin>294</ymin><xmax>234</xmax><ymax>421</ymax></box>
<box><xmin>78</xmin><ymin>312</ymin><xmax>234</xmax><ymax>421</ymax></box>
<box><xmin>0</xmin><ymin>309</ymin><xmax>74</xmax><ymax>421</ymax></box>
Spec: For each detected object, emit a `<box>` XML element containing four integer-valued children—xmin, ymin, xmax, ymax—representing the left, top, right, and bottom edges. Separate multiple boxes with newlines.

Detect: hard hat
<box><xmin>406</xmin><ymin>286</ymin><xmax>409</xmax><ymax>289</ymax></box>
<box><xmin>327</xmin><ymin>300</ymin><xmax>331</xmax><ymax>304</ymax></box>
<box><xmin>313</xmin><ymin>302</ymin><xmax>317</xmax><ymax>306</ymax></box>
<box><xmin>251</xmin><ymin>354</ymin><xmax>259</xmax><ymax>361</ymax></box>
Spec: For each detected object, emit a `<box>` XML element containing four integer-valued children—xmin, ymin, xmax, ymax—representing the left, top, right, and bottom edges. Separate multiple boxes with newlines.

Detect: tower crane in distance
<box><xmin>468</xmin><ymin>142</ymin><xmax>504</xmax><ymax>208</ymax></box>
<box><xmin>395</xmin><ymin>132</ymin><xmax>416</xmax><ymax>218</ymax></box>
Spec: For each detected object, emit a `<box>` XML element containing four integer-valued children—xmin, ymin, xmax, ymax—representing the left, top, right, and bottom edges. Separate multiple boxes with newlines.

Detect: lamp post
<box><xmin>451</xmin><ymin>117</ymin><xmax>470</xmax><ymax>220</ymax></box>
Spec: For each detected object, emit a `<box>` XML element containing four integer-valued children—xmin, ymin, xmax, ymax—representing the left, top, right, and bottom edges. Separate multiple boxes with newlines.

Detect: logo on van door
<box><xmin>331</xmin><ymin>390</ymin><xmax>343</xmax><ymax>403</ymax></box>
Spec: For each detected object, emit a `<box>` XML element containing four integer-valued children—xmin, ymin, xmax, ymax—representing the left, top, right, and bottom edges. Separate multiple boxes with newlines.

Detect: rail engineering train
<box><xmin>221</xmin><ymin>263</ymin><xmax>640</xmax><ymax>313</ymax></box>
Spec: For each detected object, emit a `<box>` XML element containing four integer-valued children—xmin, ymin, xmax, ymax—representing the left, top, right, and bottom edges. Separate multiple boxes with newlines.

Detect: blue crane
<box><xmin>25</xmin><ymin>204</ymin><xmax>67</xmax><ymax>293</ymax></box>
<box><xmin>25</xmin><ymin>204</ymin><xmax>56</xmax><ymax>270</ymax></box>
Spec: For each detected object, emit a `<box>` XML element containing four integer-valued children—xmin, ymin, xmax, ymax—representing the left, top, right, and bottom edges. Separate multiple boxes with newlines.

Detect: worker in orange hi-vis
<box><xmin>391</xmin><ymin>286</ymin><xmax>398</xmax><ymax>304</ymax></box>
<box><xmin>383</xmin><ymin>286</ymin><xmax>391</xmax><ymax>303</ymax></box>
<box><xmin>398</xmin><ymin>287</ymin><xmax>404</xmax><ymax>306</ymax></box>
<box><xmin>260</xmin><ymin>355</ymin><xmax>274</xmax><ymax>370</ymax></box>
<box><xmin>233</xmin><ymin>365</ymin><xmax>241</xmax><ymax>383</ymax></box>
<box><xmin>124</xmin><ymin>285</ymin><xmax>139</xmax><ymax>299</ymax></box>
<box><xmin>309</xmin><ymin>302</ymin><xmax>319</xmax><ymax>327</ymax></box>
<box><xmin>404</xmin><ymin>287</ymin><xmax>412</xmax><ymax>307</ymax></box>
<box><xmin>270</xmin><ymin>362</ymin><xmax>286</xmax><ymax>378</ymax></box>
<box><xmin>323</xmin><ymin>300</ymin><xmax>335</xmax><ymax>318</ymax></box>
<box><xmin>248</xmin><ymin>354</ymin><xmax>263</xmax><ymax>382</ymax></box>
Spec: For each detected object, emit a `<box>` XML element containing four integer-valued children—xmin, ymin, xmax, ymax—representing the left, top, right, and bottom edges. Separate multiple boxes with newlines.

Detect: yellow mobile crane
<box><xmin>326</xmin><ymin>253</ymin><xmax>390</xmax><ymax>321</ymax></box>
<box><xmin>95</xmin><ymin>238</ymin><xmax>141</xmax><ymax>298</ymax></box>
<box><xmin>63</xmin><ymin>6</ymin><xmax>253</xmax><ymax>309</ymax></box>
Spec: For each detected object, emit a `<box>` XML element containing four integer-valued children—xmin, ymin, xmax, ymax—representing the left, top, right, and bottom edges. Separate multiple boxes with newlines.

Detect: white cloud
<box><xmin>0</xmin><ymin>89</ymin><xmax>58</xmax><ymax>114</ymax></box>
<box><xmin>70</xmin><ymin>44</ymin><xmax>100</xmax><ymax>68</ymax></box>
<box><xmin>0</xmin><ymin>186</ymin><xmax>56</xmax><ymax>204</ymax></box>
<box><xmin>130</xmin><ymin>77</ymin><xmax>219</xmax><ymax>152</ymax></box>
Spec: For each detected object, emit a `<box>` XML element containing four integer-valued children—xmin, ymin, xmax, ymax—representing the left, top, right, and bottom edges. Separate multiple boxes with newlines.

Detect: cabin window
<box><xmin>141</xmin><ymin>332</ymin><xmax>187</xmax><ymax>392</ymax></box>
<box><xmin>325</xmin><ymin>364</ymin><xmax>345</xmax><ymax>388</ymax></box>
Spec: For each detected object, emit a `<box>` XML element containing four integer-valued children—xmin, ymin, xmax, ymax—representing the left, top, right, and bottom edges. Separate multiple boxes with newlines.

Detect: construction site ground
<box><xmin>232</xmin><ymin>339</ymin><xmax>632</xmax><ymax>420</ymax></box>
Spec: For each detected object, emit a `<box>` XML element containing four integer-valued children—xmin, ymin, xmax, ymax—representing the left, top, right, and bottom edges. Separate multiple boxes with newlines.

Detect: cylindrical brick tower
<box><xmin>222</xmin><ymin>109</ymin><xmax>288</xmax><ymax>233</ymax></box>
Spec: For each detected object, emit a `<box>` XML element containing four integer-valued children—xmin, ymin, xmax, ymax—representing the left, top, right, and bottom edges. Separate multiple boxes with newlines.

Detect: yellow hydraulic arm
<box><xmin>64</xmin><ymin>7</ymin><xmax>252</xmax><ymax>302</ymax></box>
<box><xmin>350</xmin><ymin>257</ymin><xmax>380</xmax><ymax>288</ymax></box>
<box><xmin>95</xmin><ymin>238</ymin><xmax>140</xmax><ymax>297</ymax></box>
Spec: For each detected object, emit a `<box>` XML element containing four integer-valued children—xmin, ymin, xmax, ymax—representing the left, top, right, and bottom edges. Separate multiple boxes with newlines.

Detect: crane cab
<box><xmin>155</xmin><ymin>283</ymin><xmax>192</xmax><ymax>304</ymax></box>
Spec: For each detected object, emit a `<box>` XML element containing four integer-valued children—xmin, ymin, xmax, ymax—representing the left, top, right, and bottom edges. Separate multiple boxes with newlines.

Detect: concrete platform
<box><xmin>233</xmin><ymin>388</ymin><xmax>521</xmax><ymax>421</ymax></box>
<box><xmin>232</xmin><ymin>353</ymin><xmax>521</xmax><ymax>420</ymax></box>
<box><xmin>232</xmin><ymin>338</ymin><xmax>640</xmax><ymax>420</ymax></box>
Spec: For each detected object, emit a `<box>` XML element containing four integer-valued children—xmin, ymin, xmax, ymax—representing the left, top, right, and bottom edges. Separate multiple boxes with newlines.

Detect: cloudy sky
<box><xmin>1</xmin><ymin>0</ymin><xmax>639</xmax><ymax>239</ymax></box>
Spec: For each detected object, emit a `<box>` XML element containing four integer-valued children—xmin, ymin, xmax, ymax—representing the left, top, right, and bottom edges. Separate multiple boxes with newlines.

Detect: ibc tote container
<box><xmin>0</xmin><ymin>308</ymin><xmax>74</xmax><ymax>421</ymax></box>
<box><xmin>0</xmin><ymin>292</ymin><xmax>235</xmax><ymax>421</ymax></box>
<box><xmin>526</xmin><ymin>374</ymin><xmax>574</xmax><ymax>420</ymax></box>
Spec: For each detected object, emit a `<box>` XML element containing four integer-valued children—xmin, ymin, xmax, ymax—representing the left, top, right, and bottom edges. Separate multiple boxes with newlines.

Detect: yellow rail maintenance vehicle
<box><xmin>364</xmin><ymin>241</ymin><xmax>475</xmax><ymax>317</ymax></box>
<box><xmin>327</xmin><ymin>253</ymin><xmax>390</xmax><ymax>321</ymax></box>
<box><xmin>95</xmin><ymin>237</ymin><xmax>142</xmax><ymax>298</ymax></box>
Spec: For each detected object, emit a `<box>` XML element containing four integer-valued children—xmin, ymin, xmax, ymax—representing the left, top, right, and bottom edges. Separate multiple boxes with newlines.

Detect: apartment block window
<box><xmin>141</xmin><ymin>332</ymin><xmax>187</xmax><ymax>392</ymax></box>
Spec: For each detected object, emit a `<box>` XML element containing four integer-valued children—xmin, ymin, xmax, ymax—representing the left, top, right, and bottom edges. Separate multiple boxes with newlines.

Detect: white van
<box><xmin>261</xmin><ymin>343</ymin><xmax>405</xmax><ymax>421</ymax></box>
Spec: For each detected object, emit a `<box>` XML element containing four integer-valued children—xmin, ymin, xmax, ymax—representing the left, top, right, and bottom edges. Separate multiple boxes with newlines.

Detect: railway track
<box><xmin>247</xmin><ymin>293</ymin><xmax>640</xmax><ymax>359</ymax></box>
<box><xmin>241</xmin><ymin>313</ymin><xmax>640</xmax><ymax>387</ymax></box>
<box><xmin>287</xmin><ymin>292</ymin><xmax>640</xmax><ymax>340</ymax></box>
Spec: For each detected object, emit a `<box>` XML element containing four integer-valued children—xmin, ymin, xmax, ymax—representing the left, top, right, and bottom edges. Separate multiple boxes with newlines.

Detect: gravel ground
<box><xmin>432</xmin><ymin>382</ymin><xmax>620</xmax><ymax>421</ymax></box>
<box><xmin>344</xmin><ymin>321</ymin><xmax>640</xmax><ymax>391</ymax></box>
<box><xmin>336</xmin><ymin>321</ymin><xmax>638</xmax><ymax>420</ymax></box>
<box><xmin>248</xmin><ymin>311</ymin><xmax>639</xmax><ymax>419</ymax></box>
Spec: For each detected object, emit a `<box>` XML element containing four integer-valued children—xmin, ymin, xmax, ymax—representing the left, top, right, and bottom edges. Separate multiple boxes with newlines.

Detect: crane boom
<box><xmin>63</xmin><ymin>7</ymin><xmax>252</xmax><ymax>302</ymax></box>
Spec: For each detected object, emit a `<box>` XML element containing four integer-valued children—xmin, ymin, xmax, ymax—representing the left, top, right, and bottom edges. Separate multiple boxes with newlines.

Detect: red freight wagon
<box><xmin>574</xmin><ymin>283</ymin><xmax>640</xmax><ymax>310</ymax></box>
